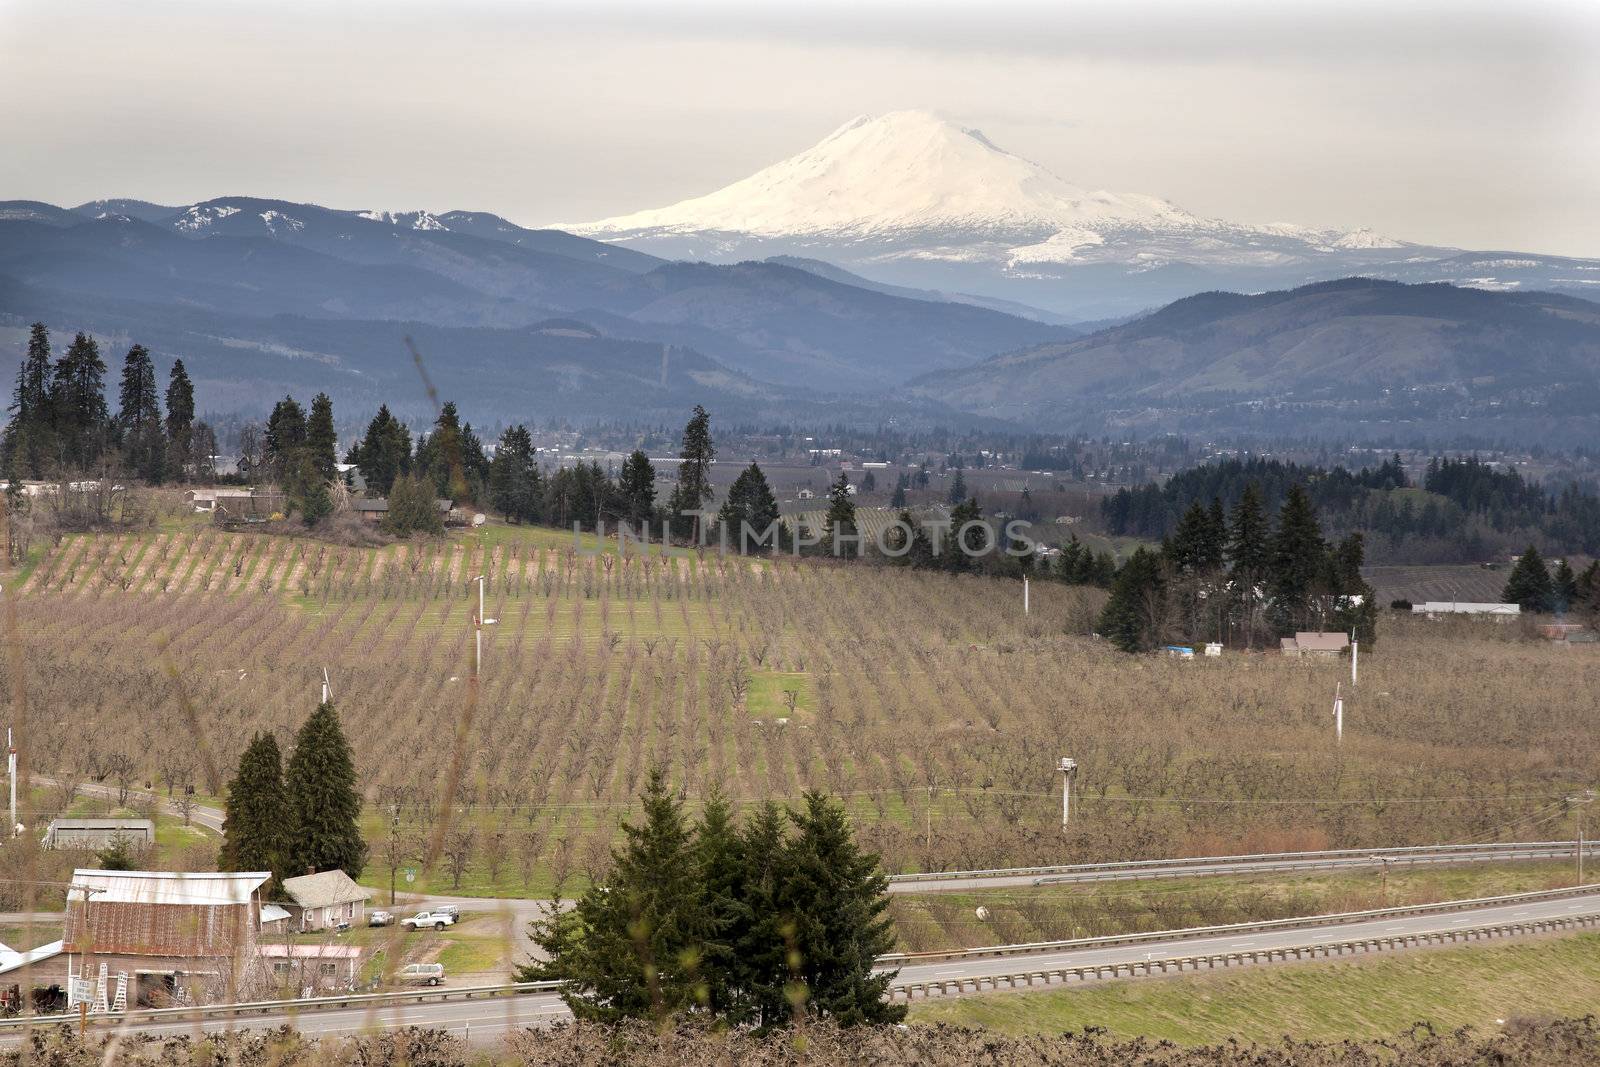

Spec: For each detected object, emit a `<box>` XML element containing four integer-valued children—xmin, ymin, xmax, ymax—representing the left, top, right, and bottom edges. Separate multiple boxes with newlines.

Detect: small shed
<box><xmin>279</xmin><ymin>870</ymin><xmax>372</xmax><ymax>932</ymax></box>
<box><xmin>1280</xmin><ymin>632</ymin><xmax>1351</xmax><ymax>658</ymax></box>
<box><xmin>43</xmin><ymin>818</ymin><xmax>154</xmax><ymax>851</ymax></box>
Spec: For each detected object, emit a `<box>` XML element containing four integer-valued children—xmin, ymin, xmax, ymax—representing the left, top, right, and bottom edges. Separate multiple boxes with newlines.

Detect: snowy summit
<box><xmin>567</xmin><ymin>110</ymin><xmax>1404</xmax><ymax>270</ymax></box>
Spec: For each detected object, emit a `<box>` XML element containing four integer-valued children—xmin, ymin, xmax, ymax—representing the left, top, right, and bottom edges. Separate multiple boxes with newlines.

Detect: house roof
<box><xmin>69</xmin><ymin>868</ymin><xmax>270</xmax><ymax>907</ymax></box>
<box><xmin>281</xmin><ymin>869</ymin><xmax>371</xmax><ymax>909</ymax></box>
<box><xmin>351</xmin><ymin>498</ymin><xmax>389</xmax><ymax>512</ymax></box>
<box><xmin>1292</xmin><ymin>632</ymin><xmax>1350</xmax><ymax>652</ymax></box>
<box><xmin>1413</xmin><ymin>601</ymin><xmax>1521</xmax><ymax>614</ymax></box>
<box><xmin>260</xmin><ymin>903</ymin><xmax>291</xmax><ymax>924</ymax></box>
<box><xmin>257</xmin><ymin>943</ymin><xmax>362</xmax><ymax>959</ymax></box>
<box><xmin>0</xmin><ymin>940</ymin><xmax>64</xmax><ymax>975</ymax></box>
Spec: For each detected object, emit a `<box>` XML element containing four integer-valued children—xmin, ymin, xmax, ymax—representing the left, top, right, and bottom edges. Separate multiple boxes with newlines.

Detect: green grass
<box><xmin>888</xmin><ymin>861</ymin><xmax>1581</xmax><ymax>952</ymax></box>
<box><xmin>911</xmin><ymin>930</ymin><xmax>1600</xmax><ymax>1043</ymax></box>
<box><xmin>748</xmin><ymin>670</ymin><xmax>813</xmax><ymax>719</ymax></box>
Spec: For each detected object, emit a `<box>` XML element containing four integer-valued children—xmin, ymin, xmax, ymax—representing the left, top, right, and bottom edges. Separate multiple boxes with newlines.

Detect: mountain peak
<box><xmin>568</xmin><ymin>109</ymin><xmax>1198</xmax><ymax>244</ymax></box>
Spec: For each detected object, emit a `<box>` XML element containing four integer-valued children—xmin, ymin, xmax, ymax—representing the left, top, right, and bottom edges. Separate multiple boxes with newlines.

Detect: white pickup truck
<box><xmin>400</xmin><ymin>909</ymin><xmax>457</xmax><ymax>931</ymax></box>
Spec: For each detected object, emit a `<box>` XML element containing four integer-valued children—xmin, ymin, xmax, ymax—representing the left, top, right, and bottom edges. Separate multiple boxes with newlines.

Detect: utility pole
<box><xmin>1023</xmin><ymin>575</ymin><xmax>1030</xmax><ymax>615</ymax></box>
<box><xmin>1570</xmin><ymin>790</ymin><xmax>1596</xmax><ymax>885</ymax></box>
<box><xmin>1333</xmin><ymin>682</ymin><xmax>1344</xmax><ymax>744</ymax></box>
<box><xmin>1058</xmin><ymin>757</ymin><xmax>1078</xmax><ymax>830</ymax></box>
<box><xmin>470</xmin><ymin>575</ymin><xmax>497</xmax><ymax>677</ymax></box>
<box><xmin>320</xmin><ymin>667</ymin><xmax>332</xmax><ymax>705</ymax></box>
<box><xmin>7</xmin><ymin>728</ymin><xmax>16</xmax><ymax>837</ymax></box>
<box><xmin>1350</xmin><ymin>635</ymin><xmax>1358</xmax><ymax>687</ymax></box>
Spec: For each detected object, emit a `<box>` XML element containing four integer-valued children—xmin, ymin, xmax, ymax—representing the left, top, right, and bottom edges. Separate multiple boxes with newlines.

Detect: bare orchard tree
<box><xmin>441</xmin><ymin>826</ymin><xmax>476</xmax><ymax>890</ymax></box>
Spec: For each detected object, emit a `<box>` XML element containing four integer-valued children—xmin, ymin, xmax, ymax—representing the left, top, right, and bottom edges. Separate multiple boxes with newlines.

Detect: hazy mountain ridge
<box><xmin>909</xmin><ymin>278</ymin><xmax>1600</xmax><ymax>443</ymax></box>
<box><xmin>0</xmin><ymin>193</ymin><xmax>1072</xmax><ymax>414</ymax></box>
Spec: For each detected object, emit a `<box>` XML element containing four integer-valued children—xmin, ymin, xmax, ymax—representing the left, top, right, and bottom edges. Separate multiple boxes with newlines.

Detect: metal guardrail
<box><xmin>0</xmin><ymin>980</ymin><xmax>562</xmax><ymax>1033</ymax></box>
<box><xmin>3</xmin><ymin>885</ymin><xmax>1598</xmax><ymax>1036</ymax></box>
<box><xmin>887</xmin><ymin>912</ymin><xmax>1600</xmax><ymax>1000</ymax></box>
<box><xmin>877</xmin><ymin>882</ymin><xmax>1600</xmax><ymax>964</ymax></box>
<box><xmin>885</xmin><ymin>840</ymin><xmax>1599</xmax><ymax>886</ymax></box>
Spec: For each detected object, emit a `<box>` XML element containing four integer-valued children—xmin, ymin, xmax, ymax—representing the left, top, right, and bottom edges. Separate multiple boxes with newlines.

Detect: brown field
<box><xmin>3</xmin><ymin>524</ymin><xmax>1597</xmax><ymax>898</ymax></box>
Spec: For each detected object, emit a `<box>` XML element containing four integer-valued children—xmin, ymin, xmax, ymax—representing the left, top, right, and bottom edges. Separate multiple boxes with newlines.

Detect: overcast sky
<box><xmin>3</xmin><ymin>0</ymin><xmax>1598</xmax><ymax>255</ymax></box>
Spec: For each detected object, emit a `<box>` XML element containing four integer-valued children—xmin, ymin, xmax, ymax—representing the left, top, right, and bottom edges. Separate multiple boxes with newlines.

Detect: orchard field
<box><xmin>4</xmin><ymin>521</ymin><xmax>1598</xmax><ymax>897</ymax></box>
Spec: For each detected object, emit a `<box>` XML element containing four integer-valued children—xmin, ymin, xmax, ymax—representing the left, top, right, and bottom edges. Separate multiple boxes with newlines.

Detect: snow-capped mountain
<box><xmin>568</xmin><ymin>110</ymin><xmax>1599</xmax><ymax>318</ymax></box>
<box><xmin>571</xmin><ymin>110</ymin><xmax>1398</xmax><ymax>266</ymax></box>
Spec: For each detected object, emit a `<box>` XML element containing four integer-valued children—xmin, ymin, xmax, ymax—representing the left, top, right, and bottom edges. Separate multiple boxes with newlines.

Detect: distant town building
<box><xmin>1280</xmin><ymin>632</ymin><xmax>1351</xmax><ymax>658</ymax></box>
<box><xmin>42</xmin><ymin>818</ymin><xmax>154</xmax><ymax>851</ymax></box>
<box><xmin>1411</xmin><ymin>602</ymin><xmax>1521</xmax><ymax>620</ymax></box>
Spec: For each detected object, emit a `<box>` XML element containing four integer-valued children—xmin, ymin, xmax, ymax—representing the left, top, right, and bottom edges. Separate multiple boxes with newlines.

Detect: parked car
<box><xmin>399</xmin><ymin>963</ymin><xmax>444</xmax><ymax>987</ymax></box>
<box><xmin>435</xmin><ymin>905</ymin><xmax>460</xmax><ymax>920</ymax></box>
<box><xmin>368</xmin><ymin>910</ymin><xmax>393</xmax><ymax>927</ymax></box>
<box><xmin>400</xmin><ymin>910</ymin><xmax>456</xmax><ymax>931</ymax></box>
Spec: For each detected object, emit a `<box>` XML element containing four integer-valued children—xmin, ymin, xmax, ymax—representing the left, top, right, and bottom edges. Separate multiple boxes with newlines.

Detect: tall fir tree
<box><xmin>1503</xmin><ymin>546</ymin><xmax>1554</xmax><ymax>612</ymax></box>
<box><xmin>823</xmin><ymin>472</ymin><xmax>857</xmax><ymax>555</ymax></box>
<box><xmin>263</xmin><ymin>395</ymin><xmax>307</xmax><ymax>482</ymax></box>
<box><xmin>667</xmin><ymin>405</ymin><xmax>715</xmax><ymax>540</ymax></box>
<box><xmin>1266</xmin><ymin>484</ymin><xmax>1325</xmax><ymax>636</ymax></box>
<box><xmin>695</xmin><ymin>787</ymin><xmax>746</xmax><ymax>1020</ymax></box>
<box><xmin>285</xmin><ymin>702</ymin><xmax>367</xmax><ymax>877</ymax></box>
<box><xmin>527</xmin><ymin>768</ymin><xmax>713</xmax><ymax>1022</ymax></box>
<box><xmin>775</xmin><ymin>792</ymin><xmax>905</xmax><ymax>1026</ymax></box>
<box><xmin>616</xmin><ymin>449</ymin><xmax>657</xmax><ymax>530</ymax></box>
<box><xmin>489</xmin><ymin>424</ymin><xmax>539</xmax><ymax>523</ymax></box>
<box><xmin>305</xmin><ymin>393</ymin><xmax>338</xmax><ymax>483</ymax></box>
<box><xmin>1098</xmin><ymin>546</ymin><xmax>1166</xmax><ymax>652</ymax></box>
<box><xmin>117</xmin><ymin>344</ymin><xmax>164</xmax><ymax>482</ymax></box>
<box><xmin>347</xmin><ymin>404</ymin><xmax>410</xmax><ymax>496</ymax></box>
<box><xmin>1227</xmin><ymin>484</ymin><xmax>1271</xmax><ymax>646</ymax></box>
<box><xmin>720</xmin><ymin>462</ymin><xmax>781</xmax><ymax>552</ymax></box>
<box><xmin>218</xmin><ymin>732</ymin><xmax>292</xmax><ymax>893</ymax></box>
<box><xmin>50</xmin><ymin>331</ymin><xmax>111</xmax><ymax>468</ymax></box>
<box><xmin>1552</xmin><ymin>558</ymin><xmax>1579</xmax><ymax>613</ymax></box>
<box><xmin>946</xmin><ymin>467</ymin><xmax>967</xmax><ymax>506</ymax></box>
<box><xmin>3</xmin><ymin>322</ymin><xmax>56</xmax><ymax>477</ymax></box>
<box><xmin>164</xmin><ymin>359</ymin><xmax>195</xmax><ymax>482</ymax></box>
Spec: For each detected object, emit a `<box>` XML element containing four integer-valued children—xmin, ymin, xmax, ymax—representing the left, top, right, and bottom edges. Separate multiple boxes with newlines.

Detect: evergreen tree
<box><xmin>1227</xmin><ymin>484</ymin><xmax>1271</xmax><ymax>647</ymax></box>
<box><xmin>489</xmin><ymin>425</ymin><xmax>539</xmax><ymax>523</ymax></box>
<box><xmin>96</xmin><ymin>834</ymin><xmax>140</xmax><ymax>872</ymax></box>
<box><xmin>382</xmin><ymin>471</ymin><xmax>444</xmax><ymax>536</ymax></box>
<box><xmin>219</xmin><ymin>732</ymin><xmax>292</xmax><ymax>892</ymax></box>
<box><xmin>1575</xmin><ymin>560</ymin><xmax>1600</xmax><ymax>620</ymax></box>
<box><xmin>889</xmin><ymin>475</ymin><xmax>908</xmax><ymax>509</ymax></box>
<box><xmin>734</xmin><ymin>802</ymin><xmax>796</xmax><ymax>1027</ymax></box>
<box><xmin>306</xmin><ymin>393</ymin><xmax>337</xmax><ymax>483</ymax></box>
<box><xmin>946</xmin><ymin>467</ymin><xmax>967</xmax><ymax>506</ymax></box>
<box><xmin>1167</xmin><ymin>501</ymin><xmax>1221</xmax><ymax>575</ymax></box>
<box><xmin>720</xmin><ymin>462</ymin><xmax>781</xmax><ymax>553</ymax></box>
<box><xmin>50</xmin><ymin>331</ymin><xmax>111</xmax><ymax>467</ymax></box>
<box><xmin>287</xmin><ymin>453</ymin><xmax>333</xmax><ymax>527</ymax></box>
<box><xmin>1552</xmin><ymin>558</ymin><xmax>1579</xmax><ymax>614</ymax></box>
<box><xmin>1325</xmin><ymin>532</ymin><xmax>1379</xmax><ymax>647</ymax></box>
<box><xmin>1098</xmin><ymin>547</ymin><xmax>1167</xmax><ymax>652</ymax></box>
<box><xmin>284</xmin><ymin>703</ymin><xmax>366</xmax><ymax>877</ymax></box>
<box><xmin>263</xmin><ymin>396</ymin><xmax>307</xmax><ymax>481</ymax></box>
<box><xmin>823</xmin><ymin>472</ymin><xmax>857</xmax><ymax>555</ymax></box>
<box><xmin>527</xmin><ymin>768</ymin><xmax>713</xmax><ymax>1022</ymax></box>
<box><xmin>617</xmin><ymin>449</ymin><xmax>657</xmax><ymax>530</ymax></box>
<box><xmin>415</xmin><ymin>402</ymin><xmax>471</xmax><ymax>501</ymax></box>
<box><xmin>946</xmin><ymin>497</ymin><xmax>986</xmax><ymax>572</ymax></box>
<box><xmin>1503</xmin><ymin>546</ymin><xmax>1554</xmax><ymax>612</ymax></box>
<box><xmin>164</xmin><ymin>359</ymin><xmax>195</xmax><ymax>481</ymax></box>
<box><xmin>1266</xmin><ymin>484</ymin><xmax>1325</xmax><ymax>636</ymax></box>
<box><xmin>774</xmin><ymin>792</ymin><xmax>905</xmax><ymax>1026</ymax></box>
<box><xmin>117</xmin><ymin>344</ymin><xmax>164</xmax><ymax>482</ymax></box>
<box><xmin>2</xmin><ymin>322</ymin><xmax>56</xmax><ymax>478</ymax></box>
<box><xmin>667</xmin><ymin>405</ymin><xmax>714</xmax><ymax>539</ymax></box>
<box><xmin>695</xmin><ymin>787</ymin><xmax>745</xmax><ymax>1019</ymax></box>
<box><xmin>347</xmin><ymin>404</ymin><xmax>411</xmax><ymax>496</ymax></box>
